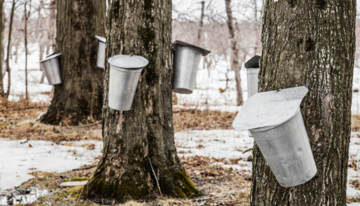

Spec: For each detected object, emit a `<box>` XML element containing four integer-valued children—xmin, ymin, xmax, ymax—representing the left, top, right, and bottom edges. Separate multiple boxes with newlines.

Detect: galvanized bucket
<box><xmin>232</xmin><ymin>86</ymin><xmax>317</xmax><ymax>187</ymax></box>
<box><xmin>95</xmin><ymin>35</ymin><xmax>106</xmax><ymax>69</ymax></box>
<box><xmin>172</xmin><ymin>41</ymin><xmax>210</xmax><ymax>94</ymax></box>
<box><xmin>40</xmin><ymin>53</ymin><xmax>62</xmax><ymax>85</ymax></box>
<box><xmin>245</xmin><ymin>55</ymin><xmax>261</xmax><ymax>98</ymax></box>
<box><xmin>108</xmin><ymin>55</ymin><xmax>149</xmax><ymax>111</ymax></box>
<box><xmin>246</xmin><ymin>69</ymin><xmax>260</xmax><ymax>98</ymax></box>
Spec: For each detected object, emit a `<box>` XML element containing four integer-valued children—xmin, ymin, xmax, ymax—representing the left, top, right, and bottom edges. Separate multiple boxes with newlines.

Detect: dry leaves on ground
<box><xmin>0</xmin><ymin>99</ymin><xmax>238</xmax><ymax>143</ymax></box>
<box><xmin>16</xmin><ymin>156</ymin><xmax>250</xmax><ymax>206</ymax></box>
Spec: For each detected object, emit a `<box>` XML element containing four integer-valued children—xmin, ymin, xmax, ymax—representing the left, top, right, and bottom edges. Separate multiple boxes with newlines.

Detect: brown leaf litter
<box><xmin>18</xmin><ymin>156</ymin><xmax>250</xmax><ymax>206</ymax></box>
<box><xmin>0</xmin><ymin>99</ymin><xmax>237</xmax><ymax>143</ymax></box>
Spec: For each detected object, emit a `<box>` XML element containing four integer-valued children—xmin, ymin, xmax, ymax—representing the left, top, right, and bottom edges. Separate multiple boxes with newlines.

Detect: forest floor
<box><xmin>0</xmin><ymin>98</ymin><xmax>236</xmax><ymax>142</ymax></box>
<box><xmin>0</xmin><ymin>99</ymin><xmax>249</xmax><ymax>205</ymax></box>
<box><xmin>2</xmin><ymin>99</ymin><xmax>360</xmax><ymax>205</ymax></box>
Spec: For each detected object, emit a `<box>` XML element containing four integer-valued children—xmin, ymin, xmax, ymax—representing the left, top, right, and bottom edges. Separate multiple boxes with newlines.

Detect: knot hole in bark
<box><xmin>315</xmin><ymin>0</ymin><xmax>326</xmax><ymax>10</ymax></box>
<box><xmin>305</xmin><ymin>37</ymin><xmax>315</xmax><ymax>52</ymax></box>
<box><xmin>296</xmin><ymin>38</ymin><xmax>303</xmax><ymax>48</ymax></box>
<box><xmin>287</xmin><ymin>0</ymin><xmax>296</xmax><ymax>8</ymax></box>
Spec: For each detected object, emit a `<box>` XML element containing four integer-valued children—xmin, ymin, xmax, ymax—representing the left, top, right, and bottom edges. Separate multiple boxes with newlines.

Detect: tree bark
<box><xmin>24</xmin><ymin>0</ymin><xmax>31</xmax><ymax>101</ymax></box>
<box><xmin>0</xmin><ymin>0</ymin><xmax>3</xmax><ymax>96</ymax></box>
<box><xmin>252</xmin><ymin>0</ymin><xmax>260</xmax><ymax>55</ymax></box>
<box><xmin>5</xmin><ymin>0</ymin><xmax>16</xmax><ymax>99</ymax></box>
<box><xmin>82</xmin><ymin>0</ymin><xmax>200</xmax><ymax>203</ymax></box>
<box><xmin>225</xmin><ymin>0</ymin><xmax>244</xmax><ymax>106</ymax></box>
<box><xmin>197</xmin><ymin>1</ymin><xmax>205</xmax><ymax>43</ymax></box>
<box><xmin>251</xmin><ymin>0</ymin><xmax>356</xmax><ymax>205</ymax></box>
<box><xmin>40</xmin><ymin>0</ymin><xmax>106</xmax><ymax>125</ymax></box>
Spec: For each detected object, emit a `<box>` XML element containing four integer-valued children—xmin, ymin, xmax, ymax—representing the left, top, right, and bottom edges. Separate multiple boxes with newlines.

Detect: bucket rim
<box><xmin>40</xmin><ymin>53</ymin><xmax>62</xmax><ymax>63</ymax></box>
<box><xmin>95</xmin><ymin>35</ymin><xmax>106</xmax><ymax>43</ymax></box>
<box><xmin>232</xmin><ymin>86</ymin><xmax>308</xmax><ymax>131</ymax></box>
<box><xmin>109</xmin><ymin>65</ymin><xmax>144</xmax><ymax>73</ymax></box>
<box><xmin>249</xmin><ymin>108</ymin><xmax>302</xmax><ymax>132</ymax></box>
<box><xmin>108</xmin><ymin>55</ymin><xmax>149</xmax><ymax>70</ymax></box>
<box><xmin>245</xmin><ymin>55</ymin><xmax>261</xmax><ymax>69</ymax></box>
<box><xmin>173</xmin><ymin>40</ymin><xmax>210</xmax><ymax>56</ymax></box>
<box><xmin>173</xmin><ymin>88</ymin><xmax>193</xmax><ymax>94</ymax></box>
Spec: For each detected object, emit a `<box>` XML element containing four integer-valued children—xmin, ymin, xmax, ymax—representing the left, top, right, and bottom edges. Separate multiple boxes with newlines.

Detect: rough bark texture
<box><xmin>251</xmin><ymin>0</ymin><xmax>356</xmax><ymax>205</ymax></box>
<box><xmin>252</xmin><ymin>0</ymin><xmax>261</xmax><ymax>55</ymax></box>
<box><xmin>0</xmin><ymin>0</ymin><xmax>3</xmax><ymax>96</ymax></box>
<box><xmin>82</xmin><ymin>0</ymin><xmax>200</xmax><ymax>203</ymax></box>
<box><xmin>225</xmin><ymin>0</ymin><xmax>244</xmax><ymax>106</ymax></box>
<box><xmin>40</xmin><ymin>0</ymin><xmax>106</xmax><ymax>125</ymax></box>
<box><xmin>5</xmin><ymin>0</ymin><xmax>16</xmax><ymax>98</ymax></box>
<box><xmin>24</xmin><ymin>0</ymin><xmax>30</xmax><ymax>101</ymax></box>
<box><xmin>197</xmin><ymin>1</ymin><xmax>205</xmax><ymax>43</ymax></box>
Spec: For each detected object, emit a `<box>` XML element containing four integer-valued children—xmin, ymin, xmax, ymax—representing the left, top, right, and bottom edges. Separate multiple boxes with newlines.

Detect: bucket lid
<box><xmin>95</xmin><ymin>35</ymin><xmax>106</xmax><ymax>43</ymax></box>
<box><xmin>173</xmin><ymin>40</ymin><xmax>211</xmax><ymax>56</ymax></box>
<box><xmin>245</xmin><ymin>55</ymin><xmax>260</xmax><ymax>69</ymax></box>
<box><xmin>232</xmin><ymin>86</ymin><xmax>308</xmax><ymax>131</ymax></box>
<box><xmin>40</xmin><ymin>53</ymin><xmax>62</xmax><ymax>63</ymax></box>
<box><xmin>108</xmin><ymin>55</ymin><xmax>149</xmax><ymax>70</ymax></box>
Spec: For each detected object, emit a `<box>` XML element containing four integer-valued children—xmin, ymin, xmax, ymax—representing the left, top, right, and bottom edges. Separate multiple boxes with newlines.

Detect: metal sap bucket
<box><xmin>172</xmin><ymin>40</ymin><xmax>210</xmax><ymax>94</ymax></box>
<box><xmin>245</xmin><ymin>55</ymin><xmax>260</xmax><ymax>97</ymax></box>
<box><xmin>95</xmin><ymin>35</ymin><xmax>106</xmax><ymax>69</ymax></box>
<box><xmin>108</xmin><ymin>55</ymin><xmax>149</xmax><ymax>111</ymax></box>
<box><xmin>232</xmin><ymin>86</ymin><xmax>317</xmax><ymax>187</ymax></box>
<box><xmin>40</xmin><ymin>53</ymin><xmax>62</xmax><ymax>85</ymax></box>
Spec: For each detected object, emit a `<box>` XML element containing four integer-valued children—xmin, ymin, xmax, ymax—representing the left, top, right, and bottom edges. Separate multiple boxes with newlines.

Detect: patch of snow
<box><xmin>0</xmin><ymin>188</ymin><xmax>49</xmax><ymax>206</ymax></box>
<box><xmin>175</xmin><ymin>130</ymin><xmax>253</xmax><ymax>172</ymax></box>
<box><xmin>175</xmin><ymin>105</ymin><xmax>241</xmax><ymax>113</ymax></box>
<box><xmin>174</xmin><ymin>129</ymin><xmax>360</xmax><ymax>204</ymax></box>
<box><xmin>348</xmin><ymin>132</ymin><xmax>360</xmax><ymax>203</ymax></box>
<box><xmin>60</xmin><ymin>181</ymin><xmax>88</xmax><ymax>188</ymax></box>
<box><xmin>6</xmin><ymin>45</ymin><xmax>360</xmax><ymax>117</ymax></box>
<box><xmin>0</xmin><ymin>140</ymin><xmax>102</xmax><ymax>191</ymax></box>
<box><xmin>0</xmin><ymin>130</ymin><xmax>360</xmax><ymax>204</ymax></box>
<box><xmin>3</xmin><ymin>43</ymin><xmax>53</xmax><ymax>103</ymax></box>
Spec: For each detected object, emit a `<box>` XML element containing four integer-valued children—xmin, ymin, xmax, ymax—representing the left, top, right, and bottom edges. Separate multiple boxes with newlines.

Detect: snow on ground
<box><xmin>4</xmin><ymin>46</ymin><xmax>360</xmax><ymax>204</ymax></box>
<box><xmin>176</xmin><ymin>130</ymin><xmax>360</xmax><ymax>203</ymax></box>
<box><xmin>176</xmin><ymin>130</ymin><xmax>253</xmax><ymax>172</ymax></box>
<box><xmin>176</xmin><ymin>129</ymin><xmax>360</xmax><ymax>202</ymax></box>
<box><xmin>0</xmin><ymin>140</ymin><xmax>102</xmax><ymax>191</ymax></box>
<box><xmin>3</xmin><ymin>44</ymin><xmax>53</xmax><ymax>103</ymax></box>
<box><xmin>0</xmin><ymin>188</ymin><xmax>50</xmax><ymax>206</ymax></box>
<box><xmin>1</xmin><ymin>130</ymin><xmax>360</xmax><ymax>203</ymax></box>
<box><xmin>348</xmin><ymin>132</ymin><xmax>360</xmax><ymax>200</ymax></box>
<box><xmin>178</xmin><ymin>59</ymin><xmax>360</xmax><ymax>114</ymax></box>
<box><xmin>175</xmin><ymin>58</ymin><xmax>247</xmax><ymax>110</ymax></box>
<box><xmin>6</xmin><ymin>45</ymin><xmax>360</xmax><ymax>114</ymax></box>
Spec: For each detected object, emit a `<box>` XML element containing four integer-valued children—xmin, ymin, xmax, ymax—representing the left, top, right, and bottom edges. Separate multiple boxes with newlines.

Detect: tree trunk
<box><xmin>24</xmin><ymin>0</ymin><xmax>31</xmax><ymax>101</ymax></box>
<box><xmin>82</xmin><ymin>0</ymin><xmax>200</xmax><ymax>203</ymax></box>
<box><xmin>5</xmin><ymin>0</ymin><xmax>16</xmax><ymax>99</ymax></box>
<box><xmin>197</xmin><ymin>1</ymin><xmax>205</xmax><ymax>43</ymax></box>
<box><xmin>252</xmin><ymin>0</ymin><xmax>260</xmax><ymax>55</ymax></box>
<box><xmin>0</xmin><ymin>0</ymin><xmax>3</xmax><ymax>96</ymax></box>
<box><xmin>40</xmin><ymin>0</ymin><xmax>106</xmax><ymax>125</ymax></box>
<box><xmin>225</xmin><ymin>0</ymin><xmax>244</xmax><ymax>106</ymax></box>
<box><xmin>251</xmin><ymin>0</ymin><xmax>356</xmax><ymax>205</ymax></box>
